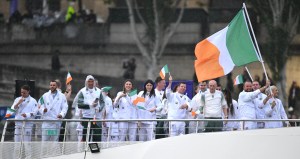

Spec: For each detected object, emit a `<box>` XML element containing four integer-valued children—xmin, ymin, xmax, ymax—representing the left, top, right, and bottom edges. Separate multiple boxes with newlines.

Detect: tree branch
<box><xmin>126</xmin><ymin>0</ymin><xmax>151</xmax><ymax>62</ymax></box>
<box><xmin>152</xmin><ymin>0</ymin><xmax>162</xmax><ymax>58</ymax></box>
<box><xmin>157</xmin><ymin>0</ymin><xmax>186</xmax><ymax>58</ymax></box>
<box><xmin>134</xmin><ymin>0</ymin><xmax>147</xmax><ymax>28</ymax></box>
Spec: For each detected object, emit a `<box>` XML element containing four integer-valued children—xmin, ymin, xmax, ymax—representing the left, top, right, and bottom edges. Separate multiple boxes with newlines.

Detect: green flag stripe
<box><xmin>164</xmin><ymin>65</ymin><xmax>169</xmax><ymax>73</ymax></box>
<box><xmin>238</xmin><ymin>75</ymin><xmax>244</xmax><ymax>83</ymax></box>
<box><xmin>7</xmin><ymin>107</ymin><xmax>16</xmax><ymax>112</ymax></box>
<box><xmin>129</xmin><ymin>89</ymin><xmax>137</xmax><ymax>97</ymax></box>
<box><xmin>226</xmin><ymin>10</ymin><xmax>259</xmax><ymax>66</ymax></box>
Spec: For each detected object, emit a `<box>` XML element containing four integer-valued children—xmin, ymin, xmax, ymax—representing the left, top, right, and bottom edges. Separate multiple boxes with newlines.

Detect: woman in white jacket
<box><xmin>113</xmin><ymin>80</ymin><xmax>138</xmax><ymax>141</ymax></box>
<box><xmin>137</xmin><ymin>80</ymin><xmax>162</xmax><ymax>141</ymax></box>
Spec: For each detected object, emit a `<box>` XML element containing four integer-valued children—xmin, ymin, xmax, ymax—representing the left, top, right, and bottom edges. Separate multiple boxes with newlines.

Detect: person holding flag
<box><xmin>238</xmin><ymin>80</ymin><xmax>270</xmax><ymax>130</ymax></box>
<box><xmin>72</xmin><ymin>75</ymin><xmax>103</xmax><ymax>142</ymax></box>
<box><xmin>11</xmin><ymin>85</ymin><xmax>38</xmax><ymax>158</ymax></box>
<box><xmin>113</xmin><ymin>79</ymin><xmax>138</xmax><ymax>141</ymax></box>
<box><xmin>166</xmin><ymin>75</ymin><xmax>191</xmax><ymax>137</ymax></box>
<box><xmin>38</xmin><ymin>80</ymin><xmax>68</xmax><ymax>141</ymax></box>
<box><xmin>64</xmin><ymin>72</ymin><xmax>73</xmax><ymax>100</ymax></box>
<box><xmin>137</xmin><ymin>80</ymin><xmax>162</xmax><ymax>141</ymax></box>
<box><xmin>190</xmin><ymin>81</ymin><xmax>207</xmax><ymax>133</ymax></box>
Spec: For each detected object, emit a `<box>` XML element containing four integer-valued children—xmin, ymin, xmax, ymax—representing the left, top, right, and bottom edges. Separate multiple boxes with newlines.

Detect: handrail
<box><xmin>5</xmin><ymin>118</ymin><xmax>300</xmax><ymax>122</ymax></box>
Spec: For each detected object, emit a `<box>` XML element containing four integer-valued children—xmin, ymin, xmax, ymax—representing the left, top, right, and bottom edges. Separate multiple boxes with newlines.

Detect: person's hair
<box><xmin>55</xmin><ymin>79</ymin><xmax>61</xmax><ymax>89</ymax></box>
<box><xmin>266</xmin><ymin>85</ymin><xmax>276</xmax><ymax>95</ymax></box>
<box><xmin>21</xmin><ymin>85</ymin><xmax>30</xmax><ymax>92</ymax></box>
<box><xmin>243</xmin><ymin>80</ymin><xmax>252</xmax><ymax>86</ymax></box>
<box><xmin>172</xmin><ymin>84</ymin><xmax>179</xmax><ymax>92</ymax></box>
<box><xmin>123</xmin><ymin>79</ymin><xmax>133</xmax><ymax>93</ymax></box>
<box><xmin>155</xmin><ymin>76</ymin><xmax>163</xmax><ymax>84</ymax></box>
<box><xmin>50</xmin><ymin>80</ymin><xmax>57</xmax><ymax>84</ymax></box>
<box><xmin>222</xmin><ymin>88</ymin><xmax>234</xmax><ymax>116</ymax></box>
<box><xmin>142</xmin><ymin>79</ymin><xmax>155</xmax><ymax>98</ymax></box>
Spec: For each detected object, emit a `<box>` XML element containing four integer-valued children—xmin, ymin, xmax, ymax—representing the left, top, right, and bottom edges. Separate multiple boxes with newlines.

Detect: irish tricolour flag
<box><xmin>194</xmin><ymin>9</ymin><xmax>260</xmax><ymax>82</ymax></box>
<box><xmin>159</xmin><ymin>65</ymin><xmax>169</xmax><ymax>79</ymax></box>
<box><xmin>234</xmin><ymin>75</ymin><xmax>244</xmax><ymax>85</ymax></box>
<box><xmin>66</xmin><ymin>72</ymin><xmax>72</xmax><ymax>85</ymax></box>
<box><xmin>5</xmin><ymin>108</ymin><xmax>16</xmax><ymax>118</ymax></box>
<box><xmin>129</xmin><ymin>89</ymin><xmax>138</xmax><ymax>103</ymax></box>
<box><xmin>133</xmin><ymin>97</ymin><xmax>146</xmax><ymax>110</ymax></box>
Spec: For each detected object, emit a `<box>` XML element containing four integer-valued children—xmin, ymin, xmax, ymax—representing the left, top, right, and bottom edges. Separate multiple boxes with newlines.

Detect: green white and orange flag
<box><xmin>66</xmin><ymin>72</ymin><xmax>72</xmax><ymax>85</ymax></box>
<box><xmin>5</xmin><ymin>108</ymin><xmax>16</xmax><ymax>118</ymax></box>
<box><xmin>129</xmin><ymin>89</ymin><xmax>138</xmax><ymax>103</ymax></box>
<box><xmin>234</xmin><ymin>74</ymin><xmax>244</xmax><ymax>85</ymax></box>
<box><xmin>133</xmin><ymin>97</ymin><xmax>146</xmax><ymax>110</ymax></box>
<box><xmin>194</xmin><ymin>9</ymin><xmax>260</xmax><ymax>82</ymax></box>
<box><xmin>159</xmin><ymin>64</ymin><xmax>169</xmax><ymax>79</ymax></box>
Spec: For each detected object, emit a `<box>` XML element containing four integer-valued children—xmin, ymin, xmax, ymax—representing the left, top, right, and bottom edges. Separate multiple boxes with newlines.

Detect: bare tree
<box><xmin>250</xmin><ymin>0</ymin><xmax>300</xmax><ymax>104</ymax></box>
<box><xmin>125</xmin><ymin>0</ymin><xmax>186</xmax><ymax>79</ymax></box>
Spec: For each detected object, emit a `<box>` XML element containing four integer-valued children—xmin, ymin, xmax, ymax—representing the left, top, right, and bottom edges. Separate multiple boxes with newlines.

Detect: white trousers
<box><xmin>41</xmin><ymin>122</ymin><xmax>61</xmax><ymax>141</ymax></box>
<box><xmin>138</xmin><ymin>123</ymin><xmax>155</xmax><ymax>141</ymax></box>
<box><xmin>14</xmin><ymin>125</ymin><xmax>32</xmax><ymax>142</ymax></box>
<box><xmin>118</xmin><ymin>122</ymin><xmax>137</xmax><ymax>141</ymax></box>
<box><xmin>169</xmin><ymin>121</ymin><xmax>185</xmax><ymax>137</ymax></box>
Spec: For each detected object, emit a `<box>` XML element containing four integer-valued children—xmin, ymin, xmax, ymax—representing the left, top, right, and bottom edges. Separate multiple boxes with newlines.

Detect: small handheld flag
<box><xmin>133</xmin><ymin>97</ymin><xmax>146</xmax><ymax>110</ymax></box>
<box><xmin>129</xmin><ymin>89</ymin><xmax>138</xmax><ymax>103</ymax></box>
<box><xmin>66</xmin><ymin>72</ymin><xmax>73</xmax><ymax>85</ymax></box>
<box><xmin>159</xmin><ymin>64</ymin><xmax>169</xmax><ymax>79</ymax></box>
<box><xmin>5</xmin><ymin>107</ymin><xmax>16</xmax><ymax>118</ymax></box>
<box><xmin>234</xmin><ymin>74</ymin><xmax>244</xmax><ymax>85</ymax></box>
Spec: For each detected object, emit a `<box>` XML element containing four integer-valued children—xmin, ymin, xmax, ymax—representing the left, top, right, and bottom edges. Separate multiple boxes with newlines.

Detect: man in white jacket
<box><xmin>38</xmin><ymin>80</ymin><xmax>68</xmax><ymax>142</ymax></box>
<box><xmin>73</xmin><ymin>75</ymin><xmax>103</xmax><ymax>142</ymax></box>
<box><xmin>12</xmin><ymin>85</ymin><xmax>38</xmax><ymax>158</ymax></box>
<box><xmin>263</xmin><ymin>86</ymin><xmax>289</xmax><ymax>128</ymax></box>
<box><xmin>167</xmin><ymin>75</ymin><xmax>191</xmax><ymax>136</ymax></box>
<box><xmin>238</xmin><ymin>80</ymin><xmax>269</xmax><ymax>130</ymax></box>
<box><xmin>190</xmin><ymin>81</ymin><xmax>207</xmax><ymax>133</ymax></box>
<box><xmin>12</xmin><ymin>85</ymin><xmax>38</xmax><ymax>142</ymax></box>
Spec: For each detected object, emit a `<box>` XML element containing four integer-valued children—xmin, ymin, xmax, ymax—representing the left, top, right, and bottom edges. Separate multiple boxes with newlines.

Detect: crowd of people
<box><xmin>9</xmin><ymin>73</ymin><xmax>297</xmax><ymax>150</ymax></box>
<box><xmin>0</xmin><ymin>6</ymin><xmax>100</xmax><ymax>28</ymax></box>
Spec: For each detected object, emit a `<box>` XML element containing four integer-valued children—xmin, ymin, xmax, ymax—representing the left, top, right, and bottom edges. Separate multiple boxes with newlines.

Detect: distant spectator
<box><xmin>122</xmin><ymin>58</ymin><xmax>136</xmax><ymax>79</ymax></box>
<box><xmin>288</xmin><ymin>81</ymin><xmax>300</xmax><ymax>110</ymax></box>
<box><xmin>9</xmin><ymin>10</ymin><xmax>22</xmax><ymax>24</ymax></box>
<box><xmin>51</xmin><ymin>50</ymin><xmax>61</xmax><ymax>71</ymax></box>
<box><xmin>77</xmin><ymin>10</ymin><xmax>87</xmax><ymax>23</ymax></box>
<box><xmin>65</xmin><ymin>5</ymin><xmax>76</xmax><ymax>23</ymax></box>
<box><xmin>87</xmin><ymin>9</ymin><xmax>97</xmax><ymax>23</ymax></box>
<box><xmin>0</xmin><ymin>12</ymin><xmax>5</xmax><ymax>24</ymax></box>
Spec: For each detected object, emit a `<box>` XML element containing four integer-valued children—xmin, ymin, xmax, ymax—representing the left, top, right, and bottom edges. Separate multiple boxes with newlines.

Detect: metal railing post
<box><xmin>19</xmin><ymin>121</ymin><xmax>26</xmax><ymax>158</ymax></box>
<box><xmin>85</xmin><ymin>121</ymin><xmax>92</xmax><ymax>151</ymax></box>
<box><xmin>62</xmin><ymin>121</ymin><xmax>68</xmax><ymax>155</ymax></box>
<box><xmin>1</xmin><ymin>121</ymin><xmax>8</xmax><ymax>142</ymax></box>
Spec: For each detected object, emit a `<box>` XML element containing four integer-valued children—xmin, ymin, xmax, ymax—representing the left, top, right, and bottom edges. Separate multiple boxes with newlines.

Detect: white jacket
<box><xmin>114</xmin><ymin>91</ymin><xmax>138</xmax><ymax>121</ymax></box>
<box><xmin>238</xmin><ymin>90</ymin><xmax>260</xmax><ymax>119</ymax></box>
<box><xmin>166</xmin><ymin>88</ymin><xmax>191</xmax><ymax>119</ymax></box>
<box><xmin>264</xmin><ymin>98</ymin><xmax>288</xmax><ymax>128</ymax></box>
<box><xmin>137</xmin><ymin>91</ymin><xmax>161</xmax><ymax>124</ymax></box>
<box><xmin>12</xmin><ymin>95</ymin><xmax>38</xmax><ymax>126</ymax></box>
<box><xmin>38</xmin><ymin>90</ymin><xmax>68</xmax><ymax>120</ymax></box>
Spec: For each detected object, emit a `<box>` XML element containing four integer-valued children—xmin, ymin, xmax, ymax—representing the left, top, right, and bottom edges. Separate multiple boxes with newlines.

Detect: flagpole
<box><xmin>242</xmin><ymin>3</ymin><xmax>269</xmax><ymax>81</ymax></box>
<box><xmin>244</xmin><ymin>66</ymin><xmax>253</xmax><ymax>82</ymax></box>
